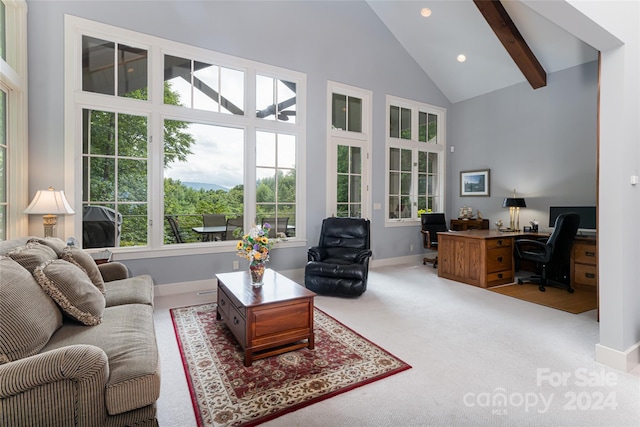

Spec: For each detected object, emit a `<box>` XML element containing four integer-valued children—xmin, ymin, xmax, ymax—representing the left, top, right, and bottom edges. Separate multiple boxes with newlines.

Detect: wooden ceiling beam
<box><xmin>473</xmin><ymin>0</ymin><xmax>547</xmax><ymax>89</ymax></box>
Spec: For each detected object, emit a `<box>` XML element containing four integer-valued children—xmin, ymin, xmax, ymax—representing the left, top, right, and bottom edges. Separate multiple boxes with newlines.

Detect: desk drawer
<box><xmin>487</xmin><ymin>270</ymin><xmax>513</xmax><ymax>287</ymax></box>
<box><xmin>486</xmin><ymin>238</ymin><xmax>512</xmax><ymax>250</ymax></box>
<box><xmin>574</xmin><ymin>244</ymin><xmax>597</xmax><ymax>265</ymax></box>
<box><xmin>574</xmin><ymin>263</ymin><xmax>597</xmax><ymax>287</ymax></box>
<box><xmin>487</xmin><ymin>247</ymin><xmax>512</xmax><ymax>273</ymax></box>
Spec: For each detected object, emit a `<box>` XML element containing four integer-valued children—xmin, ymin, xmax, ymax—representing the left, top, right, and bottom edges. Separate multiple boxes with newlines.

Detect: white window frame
<box><xmin>326</xmin><ymin>81</ymin><xmax>372</xmax><ymax>219</ymax></box>
<box><xmin>385</xmin><ymin>95</ymin><xmax>446</xmax><ymax>227</ymax></box>
<box><xmin>64</xmin><ymin>16</ymin><xmax>306</xmax><ymax>257</ymax></box>
<box><xmin>0</xmin><ymin>0</ymin><xmax>28</xmax><ymax>238</ymax></box>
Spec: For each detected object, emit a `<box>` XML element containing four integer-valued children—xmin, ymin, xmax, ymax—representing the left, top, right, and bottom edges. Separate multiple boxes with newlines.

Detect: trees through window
<box><xmin>70</xmin><ymin>17</ymin><xmax>305</xmax><ymax>249</ymax></box>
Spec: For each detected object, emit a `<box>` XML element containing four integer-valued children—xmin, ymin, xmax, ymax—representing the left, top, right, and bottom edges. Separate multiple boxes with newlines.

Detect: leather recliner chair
<box><xmin>304</xmin><ymin>217</ymin><xmax>372</xmax><ymax>297</ymax></box>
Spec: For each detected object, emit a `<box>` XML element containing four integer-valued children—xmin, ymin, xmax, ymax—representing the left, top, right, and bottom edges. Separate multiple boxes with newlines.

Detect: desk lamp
<box><xmin>502</xmin><ymin>189</ymin><xmax>526</xmax><ymax>231</ymax></box>
<box><xmin>24</xmin><ymin>187</ymin><xmax>75</xmax><ymax>238</ymax></box>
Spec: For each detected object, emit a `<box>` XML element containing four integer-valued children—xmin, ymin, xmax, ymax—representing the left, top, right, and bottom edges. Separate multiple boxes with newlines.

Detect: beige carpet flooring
<box><xmin>154</xmin><ymin>263</ymin><xmax>640</xmax><ymax>426</ymax></box>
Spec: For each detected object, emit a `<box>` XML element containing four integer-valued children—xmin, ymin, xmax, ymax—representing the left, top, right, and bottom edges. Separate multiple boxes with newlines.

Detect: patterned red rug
<box><xmin>171</xmin><ymin>302</ymin><xmax>411</xmax><ymax>427</ymax></box>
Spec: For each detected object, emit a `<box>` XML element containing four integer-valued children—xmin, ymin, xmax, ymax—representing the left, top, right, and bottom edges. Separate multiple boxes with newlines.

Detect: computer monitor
<box><xmin>548</xmin><ymin>206</ymin><xmax>596</xmax><ymax>230</ymax></box>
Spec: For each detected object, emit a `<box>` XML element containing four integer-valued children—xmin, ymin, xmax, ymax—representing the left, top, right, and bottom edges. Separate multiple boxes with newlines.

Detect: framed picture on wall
<box><xmin>460</xmin><ymin>169</ymin><xmax>490</xmax><ymax>197</ymax></box>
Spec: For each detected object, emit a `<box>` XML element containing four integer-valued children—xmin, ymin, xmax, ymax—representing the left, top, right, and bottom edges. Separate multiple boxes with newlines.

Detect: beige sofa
<box><xmin>0</xmin><ymin>237</ymin><xmax>160</xmax><ymax>427</ymax></box>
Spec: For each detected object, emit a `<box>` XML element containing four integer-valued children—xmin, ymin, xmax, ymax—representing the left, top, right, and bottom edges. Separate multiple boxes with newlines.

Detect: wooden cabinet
<box><xmin>450</xmin><ymin>219</ymin><xmax>490</xmax><ymax>231</ymax></box>
<box><xmin>438</xmin><ymin>230</ymin><xmax>513</xmax><ymax>288</ymax></box>
<box><xmin>571</xmin><ymin>237</ymin><xmax>597</xmax><ymax>288</ymax></box>
<box><xmin>216</xmin><ymin>269</ymin><xmax>315</xmax><ymax>366</ymax></box>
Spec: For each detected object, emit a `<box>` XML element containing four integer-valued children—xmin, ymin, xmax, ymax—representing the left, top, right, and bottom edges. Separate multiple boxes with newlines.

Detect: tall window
<box><xmin>0</xmin><ymin>87</ymin><xmax>6</xmax><ymax>239</ymax></box>
<box><xmin>1</xmin><ymin>0</ymin><xmax>28</xmax><ymax>239</ymax></box>
<box><xmin>256</xmin><ymin>131</ymin><xmax>296</xmax><ymax>236</ymax></box>
<box><xmin>67</xmin><ymin>16</ymin><xmax>305</xmax><ymax>250</ymax></box>
<box><xmin>386</xmin><ymin>96</ymin><xmax>445</xmax><ymax>223</ymax></box>
<box><xmin>327</xmin><ymin>82</ymin><xmax>371</xmax><ymax>219</ymax></box>
<box><xmin>82</xmin><ymin>109</ymin><xmax>148</xmax><ymax>247</ymax></box>
<box><xmin>163</xmin><ymin>122</ymin><xmax>244</xmax><ymax>244</ymax></box>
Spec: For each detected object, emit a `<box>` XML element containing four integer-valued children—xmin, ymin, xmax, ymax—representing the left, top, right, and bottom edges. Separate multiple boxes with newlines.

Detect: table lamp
<box><xmin>24</xmin><ymin>187</ymin><xmax>75</xmax><ymax>238</ymax></box>
<box><xmin>502</xmin><ymin>189</ymin><xmax>526</xmax><ymax>231</ymax></box>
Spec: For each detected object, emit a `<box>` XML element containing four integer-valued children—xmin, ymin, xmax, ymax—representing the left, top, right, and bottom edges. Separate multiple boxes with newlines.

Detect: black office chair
<box><xmin>420</xmin><ymin>213</ymin><xmax>448</xmax><ymax>268</ymax></box>
<box><xmin>304</xmin><ymin>217</ymin><xmax>372</xmax><ymax>297</ymax></box>
<box><xmin>514</xmin><ymin>212</ymin><xmax>580</xmax><ymax>292</ymax></box>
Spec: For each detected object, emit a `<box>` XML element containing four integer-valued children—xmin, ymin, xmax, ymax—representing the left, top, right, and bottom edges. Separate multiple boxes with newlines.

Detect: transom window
<box><xmin>164</xmin><ymin>55</ymin><xmax>244</xmax><ymax>114</ymax></box>
<box><xmin>332</xmin><ymin>93</ymin><xmax>362</xmax><ymax>133</ymax></box>
<box><xmin>82</xmin><ymin>36</ymin><xmax>148</xmax><ymax>99</ymax></box>
<box><xmin>256</xmin><ymin>75</ymin><xmax>297</xmax><ymax>123</ymax></box>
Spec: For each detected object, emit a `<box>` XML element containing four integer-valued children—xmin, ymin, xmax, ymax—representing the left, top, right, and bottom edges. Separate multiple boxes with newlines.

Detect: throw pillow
<box><xmin>0</xmin><ymin>256</ymin><xmax>63</xmax><ymax>364</ymax></box>
<box><xmin>60</xmin><ymin>247</ymin><xmax>106</xmax><ymax>295</ymax></box>
<box><xmin>6</xmin><ymin>241</ymin><xmax>58</xmax><ymax>273</ymax></box>
<box><xmin>27</xmin><ymin>237</ymin><xmax>68</xmax><ymax>257</ymax></box>
<box><xmin>33</xmin><ymin>259</ymin><xmax>105</xmax><ymax>326</ymax></box>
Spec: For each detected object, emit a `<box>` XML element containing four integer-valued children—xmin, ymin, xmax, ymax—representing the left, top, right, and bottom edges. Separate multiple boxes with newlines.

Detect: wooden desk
<box><xmin>571</xmin><ymin>236</ymin><xmax>598</xmax><ymax>288</ymax></box>
<box><xmin>437</xmin><ymin>230</ymin><xmax>547</xmax><ymax>288</ymax></box>
<box><xmin>450</xmin><ymin>219</ymin><xmax>489</xmax><ymax>231</ymax></box>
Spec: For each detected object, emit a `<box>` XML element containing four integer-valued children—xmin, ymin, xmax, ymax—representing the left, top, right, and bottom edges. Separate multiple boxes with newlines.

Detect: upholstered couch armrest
<box><xmin>0</xmin><ymin>345</ymin><xmax>109</xmax><ymax>426</ymax></box>
<box><xmin>355</xmin><ymin>249</ymin><xmax>373</xmax><ymax>264</ymax></box>
<box><xmin>307</xmin><ymin>246</ymin><xmax>326</xmax><ymax>262</ymax></box>
<box><xmin>0</xmin><ymin>345</ymin><xmax>108</xmax><ymax>397</ymax></box>
<box><xmin>98</xmin><ymin>262</ymin><xmax>130</xmax><ymax>282</ymax></box>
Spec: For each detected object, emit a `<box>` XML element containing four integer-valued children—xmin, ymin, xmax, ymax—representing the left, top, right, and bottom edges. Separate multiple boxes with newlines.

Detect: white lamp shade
<box><xmin>24</xmin><ymin>187</ymin><xmax>75</xmax><ymax>215</ymax></box>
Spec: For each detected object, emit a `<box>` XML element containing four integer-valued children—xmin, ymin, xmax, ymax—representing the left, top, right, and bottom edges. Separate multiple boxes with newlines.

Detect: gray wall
<box><xmin>26</xmin><ymin>0</ymin><xmax>450</xmax><ymax>284</ymax></box>
<box><xmin>26</xmin><ymin>1</ymin><xmax>597</xmax><ymax>285</ymax></box>
<box><xmin>448</xmin><ymin>61</ymin><xmax>598</xmax><ymax>232</ymax></box>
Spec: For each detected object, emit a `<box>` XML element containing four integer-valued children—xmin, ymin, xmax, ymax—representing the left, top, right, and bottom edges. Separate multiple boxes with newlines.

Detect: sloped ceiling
<box><xmin>366</xmin><ymin>0</ymin><xmax>598</xmax><ymax>103</ymax></box>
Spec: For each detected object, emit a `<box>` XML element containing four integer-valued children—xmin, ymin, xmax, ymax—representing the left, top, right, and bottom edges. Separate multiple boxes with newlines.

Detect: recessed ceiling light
<box><xmin>457</xmin><ymin>54</ymin><xmax>466</xmax><ymax>63</ymax></box>
<box><xmin>420</xmin><ymin>8</ymin><xmax>432</xmax><ymax>17</ymax></box>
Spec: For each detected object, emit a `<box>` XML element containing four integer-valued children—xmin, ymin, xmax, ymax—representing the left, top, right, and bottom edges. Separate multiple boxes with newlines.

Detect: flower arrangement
<box><xmin>236</xmin><ymin>223</ymin><xmax>273</xmax><ymax>264</ymax></box>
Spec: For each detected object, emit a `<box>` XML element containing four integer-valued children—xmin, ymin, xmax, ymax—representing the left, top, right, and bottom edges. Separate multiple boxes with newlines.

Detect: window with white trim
<box><xmin>1</xmin><ymin>0</ymin><xmax>28</xmax><ymax>239</ymax></box>
<box><xmin>0</xmin><ymin>86</ymin><xmax>6</xmax><ymax>239</ymax></box>
<box><xmin>327</xmin><ymin>82</ymin><xmax>371</xmax><ymax>219</ymax></box>
<box><xmin>386</xmin><ymin>96</ymin><xmax>445</xmax><ymax>223</ymax></box>
<box><xmin>67</xmin><ymin>16</ymin><xmax>305</xmax><ymax>250</ymax></box>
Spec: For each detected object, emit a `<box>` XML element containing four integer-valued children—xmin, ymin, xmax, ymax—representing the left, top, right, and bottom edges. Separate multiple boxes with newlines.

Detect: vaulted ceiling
<box><xmin>366</xmin><ymin>0</ymin><xmax>599</xmax><ymax>103</ymax></box>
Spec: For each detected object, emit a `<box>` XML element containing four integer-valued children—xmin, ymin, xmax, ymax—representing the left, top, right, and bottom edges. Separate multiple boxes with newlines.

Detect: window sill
<box><xmin>87</xmin><ymin>238</ymin><xmax>308</xmax><ymax>261</ymax></box>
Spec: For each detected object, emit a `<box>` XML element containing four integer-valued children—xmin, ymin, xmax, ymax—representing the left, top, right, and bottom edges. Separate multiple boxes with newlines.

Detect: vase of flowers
<box><xmin>236</xmin><ymin>223</ymin><xmax>273</xmax><ymax>287</ymax></box>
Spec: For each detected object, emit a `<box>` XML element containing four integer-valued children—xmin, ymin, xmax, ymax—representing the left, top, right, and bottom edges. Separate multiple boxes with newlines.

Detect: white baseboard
<box><xmin>155</xmin><ymin>279</ymin><xmax>217</xmax><ymax>297</ymax></box>
<box><xmin>153</xmin><ymin>259</ymin><xmax>427</xmax><ymax>297</ymax></box>
<box><xmin>595</xmin><ymin>341</ymin><xmax>640</xmax><ymax>372</ymax></box>
<box><xmin>153</xmin><ymin>268</ymin><xmax>304</xmax><ymax>297</ymax></box>
<box><xmin>371</xmin><ymin>254</ymin><xmax>424</xmax><ymax>268</ymax></box>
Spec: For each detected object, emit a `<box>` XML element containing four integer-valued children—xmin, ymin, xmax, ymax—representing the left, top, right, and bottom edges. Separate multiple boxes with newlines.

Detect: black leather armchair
<box><xmin>304</xmin><ymin>217</ymin><xmax>372</xmax><ymax>297</ymax></box>
<box><xmin>515</xmin><ymin>212</ymin><xmax>580</xmax><ymax>292</ymax></box>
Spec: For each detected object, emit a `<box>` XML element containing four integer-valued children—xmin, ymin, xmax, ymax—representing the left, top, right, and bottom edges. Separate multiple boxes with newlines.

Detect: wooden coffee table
<box><xmin>215</xmin><ymin>269</ymin><xmax>316</xmax><ymax>366</ymax></box>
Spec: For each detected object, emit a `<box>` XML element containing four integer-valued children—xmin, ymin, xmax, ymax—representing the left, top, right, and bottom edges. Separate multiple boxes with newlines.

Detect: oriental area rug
<box><xmin>170</xmin><ymin>302</ymin><xmax>411</xmax><ymax>427</ymax></box>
